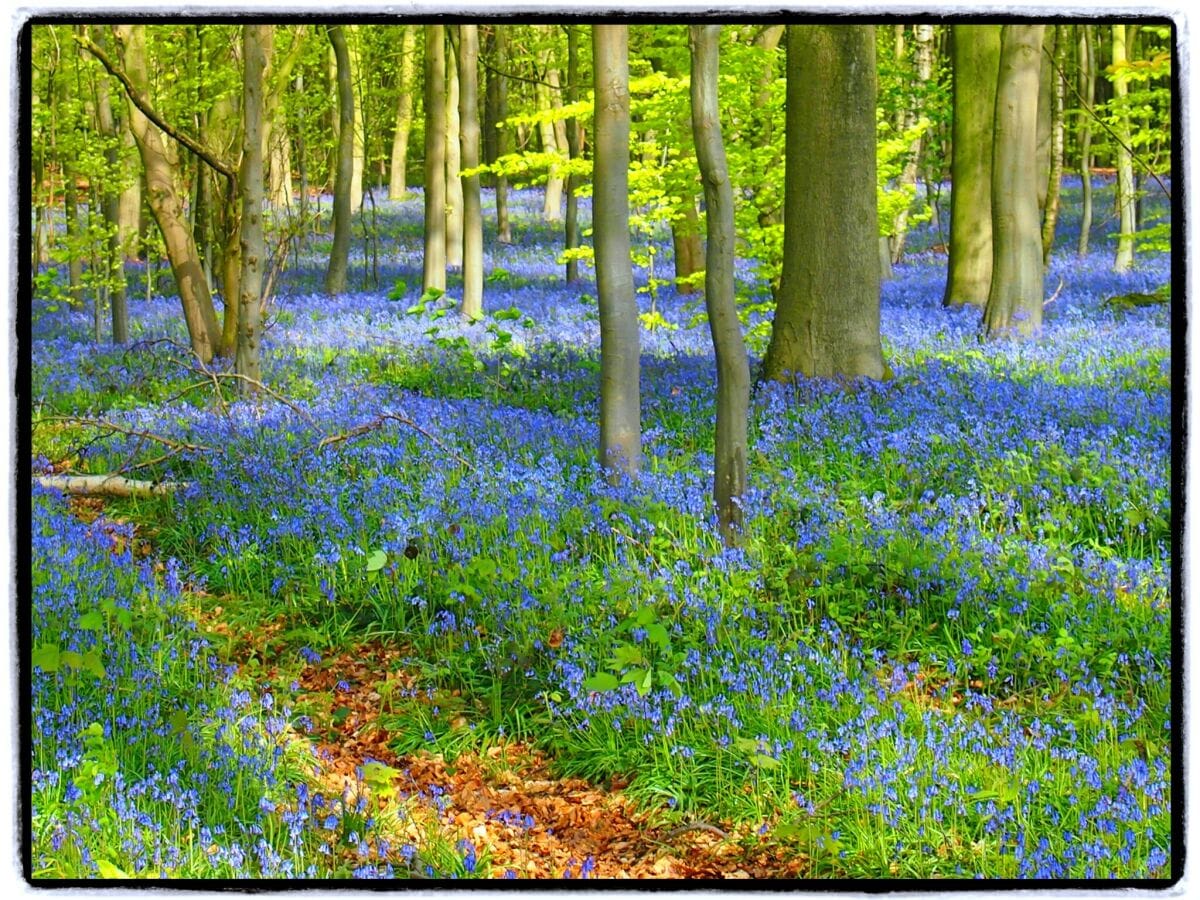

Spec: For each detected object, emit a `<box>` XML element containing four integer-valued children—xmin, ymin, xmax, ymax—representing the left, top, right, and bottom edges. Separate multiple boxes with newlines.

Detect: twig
<box><xmin>213</xmin><ymin>372</ymin><xmax>316</xmax><ymax>425</ymax></box>
<box><xmin>314</xmin><ymin>413</ymin><xmax>475</xmax><ymax>472</ymax></box>
<box><xmin>662</xmin><ymin>821</ymin><xmax>730</xmax><ymax>841</ymax></box>
<box><xmin>36</xmin><ymin>415</ymin><xmax>215</xmax><ymax>454</ymax></box>
<box><xmin>1043</xmin><ymin>277</ymin><xmax>1066</xmax><ymax>308</ymax></box>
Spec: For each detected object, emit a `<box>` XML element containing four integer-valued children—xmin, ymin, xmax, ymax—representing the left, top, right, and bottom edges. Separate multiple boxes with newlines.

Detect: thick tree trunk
<box><xmin>423</xmin><ymin>25</ymin><xmax>448</xmax><ymax>293</ymax></box>
<box><xmin>113</xmin><ymin>24</ymin><xmax>221</xmax><ymax>362</ymax></box>
<box><xmin>324</xmin><ymin>24</ymin><xmax>354</xmax><ymax>295</ymax></box>
<box><xmin>984</xmin><ymin>25</ymin><xmax>1046</xmax><ymax>338</ymax></box>
<box><xmin>943</xmin><ymin>25</ymin><xmax>1000</xmax><ymax>309</ymax></box>
<box><xmin>761</xmin><ymin>25</ymin><xmax>884</xmax><ymax>382</ymax></box>
<box><xmin>459</xmin><ymin>25</ymin><xmax>483</xmax><ymax>320</ymax></box>
<box><xmin>237</xmin><ymin>25</ymin><xmax>269</xmax><ymax>389</ymax></box>
<box><xmin>1040</xmin><ymin>24</ymin><xmax>1068</xmax><ymax>269</ymax></box>
<box><xmin>445</xmin><ymin>35</ymin><xmax>464</xmax><ymax>268</ymax></box>
<box><xmin>1111</xmin><ymin>24</ymin><xmax>1136</xmax><ymax>273</ymax></box>
<box><xmin>388</xmin><ymin>24</ymin><xmax>417</xmax><ymax>200</ymax></box>
<box><xmin>593</xmin><ymin>25</ymin><xmax>641</xmax><ymax>478</ymax></box>
<box><xmin>1077</xmin><ymin>24</ymin><xmax>1095</xmax><ymax>257</ymax></box>
<box><xmin>691</xmin><ymin>24</ymin><xmax>750</xmax><ymax>546</ymax></box>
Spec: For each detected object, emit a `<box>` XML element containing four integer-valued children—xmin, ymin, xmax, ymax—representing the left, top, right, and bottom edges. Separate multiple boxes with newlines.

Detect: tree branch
<box><xmin>74</xmin><ymin>27</ymin><xmax>237</xmax><ymax>184</ymax></box>
<box><xmin>314</xmin><ymin>412</ymin><xmax>476</xmax><ymax>472</ymax></box>
<box><xmin>36</xmin><ymin>474</ymin><xmax>187</xmax><ymax>498</ymax></box>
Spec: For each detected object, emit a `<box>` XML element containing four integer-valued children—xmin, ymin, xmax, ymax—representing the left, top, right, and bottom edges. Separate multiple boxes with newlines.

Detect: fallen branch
<box><xmin>36</xmin><ymin>415</ymin><xmax>214</xmax><ymax>454</ymax></box>
<box><xmin>1043</xmin><ymin>277</ymin><xmax>1066</xmax><ymax>308</ymax></box>
<box><xmin>36</xmin><ymin>474</ymin><xmax>187</xmax><ymax>498</ymax></box>
<box><xmin>314</xmin><ymin>413</ymin><xmax>475</xmax><ymax>472</ymax></box>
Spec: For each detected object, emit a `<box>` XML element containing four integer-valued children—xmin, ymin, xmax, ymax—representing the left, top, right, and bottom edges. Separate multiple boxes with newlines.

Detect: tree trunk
<box><xmin>671</xmin><ymin>201</ymin><xmax>703</xmax><ymax>294</ymax></box>
<box><xmin>1035</xmin><ymin>28</ymin><xmax>1053</xmax><ymax>214</ymax></box>
<box><xmin>762</xmin><ymin>25</ymin><xmax>884</xmax><ymax>382</ymax></box>
<box><xmin>564</xmin><ymin>24</ymin><xmax>582</xmax><ymax>283</ymax></box>
<box><xmin>494</xmin><ymin>25</ymin><xmax>511</xmax><ymax>244</ymax></box>
<box><xmin>445</xmin><ymin>34</ymin><xmax>464</xmax><ymax>268</ymax></box>
<box><xmin>1077</xmin><ymin>24</ymin><xmax>1095</xmax><ymax>257</ymax></box>
<box><xmin>113</xmin><ymin>24</ymin><xmax>221</xmax><ymax>362</ymax></box>
<box><xmin>237</xmin><ymin>25</ymin><xmax>269</xmax><ymax>389</ymax></box>
<box><xmin>890</xmin><ymin>23</ymin><xmax>934</xmax><ymax>264</ymax></box>
<box><xmin>984</xmin><ymin>25</ymin><xmax>1046</xmax><ymax>338</ymax></box>
<box><xmin>538</xmin><ymin>31</ymin><xmax>564</xmax><ymax>222</ymax></box>
<box><xmin>1040</xmin><ymin>24</ymin><xmax>1068</xmax><ymax>269</ymax></box>
<box><xmin>324</xmin><ymin>24</ymin><xmax>354</xmax><ymax>295</ymax></box>
<box><xmin>388</xmin><ymin>24</ymin><xmax>417</xmax><ymax>200</ymax></box>
<box><xmin>943</xmin><ymin>25</ymin><xmax>1000</xmax><ymax>309</ymax></box>
<box><xmin>1111</xmin><ymin>24</ymin><xmax>1136</xmax><ymax>273</ymax></box>
<box><xmin>459</xmin><ymin>25</ymin><xmax>483</xmax><ymax>320</ymax></box>
<box><xmin>423</xmin><ymin>25</ymin><xmax>448</xmax><ymax>293</ymax></box>
<box><xmin>92</xmin><ymin>55</ymin><xmax>129</xmax><ymax>343</ymax></box>
<box><xmin>347</xmin><ymin>26</ymin><xmax>365</xmax><ymax>213</ymax></box>
<box><xmin>593</xmin><ymin>25</ymin><xmax>641</xmax><ymax>478</ymax></box>
<box><xmin>691</xmin><ymin>24</ymin><xmax>750</xmax><ymax>545</ymax></box>
<box><xmin>117</xmin><ymin>113</ymin><xmax>141</xmax><ymax>259</ymax></box>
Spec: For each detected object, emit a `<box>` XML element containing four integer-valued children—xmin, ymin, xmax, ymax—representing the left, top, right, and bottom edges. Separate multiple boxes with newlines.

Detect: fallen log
<box><xmin>35</xmin><ymin>475</ymin><xmax>187</xmax><ymax>498</ymax></box>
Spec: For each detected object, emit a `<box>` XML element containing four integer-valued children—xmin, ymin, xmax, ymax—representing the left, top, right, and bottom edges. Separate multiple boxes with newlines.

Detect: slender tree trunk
<box><xmin>324</xmin><ymin>24</ymin><xmax>354</xmax><ymax>295</ymax></box>
<box><xmin>1077</xmin><ymin>24</ymin><xmax>1096</xmax><ymax>257</ymax></box>
<box><xmin>445</xmin><ymin>33</ymin><xmax>464</xmax><ymax>268</ymax></box>
<box><xmin>494</xmin><ymin>25</ymin><xmax>511</xmax><ymax>244</ymax></box>
<box><xmin>112</xmin><ymin>24</ymin><xmax>221</xmax><ymax>362</ymax></box>
<box><xmin>388</xmin><ymin>24</ymin><xmax>417</xmax><ymax>200</ymax></box>
<box><xmin>762</xmin><ymin>25</ymin><xmax>884</xmax><ymax>382</ymax></box>
<box><xmin>54</xmin><ymin>67</ymin><xmax>85</xmax><ymax>307</ymax></box>
<box><xmin>459</xmin><ymin>25</ymin><xmax>483</xmax><ymax>319</ymax></box>
<box><xmin>423</xmin><ymin>25</ymin><xmax>448</xmax><ymax>293</ymax></box>
<box><xmin>564</xmin><ymin>24</ymin><xmax>582</xmax><ymax>283</ymax></box>
<box><xmin>890</xmin><ymin>22</ymin><xmax>934</xmax><ymax>264</ymax></box>
<box><xmin>538</xmin><ymin>31</ymin><xmax>564</xmax><ymax>222</ymax></box>
<box><xmin>984</xmin><ymin>25</ymin><xmax>1046</xmax><ymax>338</ymax></box>
<box><xmin>93</xmin><ymin>57</ymin><xmax>129</xmax><ymax>342</ymax></box>
<box><xmin>1111</xmin><ymin>24</ymin><xmax>1136</xmax><ymax>273</ymax></box>
<box><xmin>117</xmin><ymin>113</ymin><xmax>141</xmax><ymax>259</ymax></box>
<box><xmin>1041</xmin><ymin>24</ymin><xmax>1068</xmax><ymax>269</ymax></box>
<box><xmin>347</xmin><ymin>26</ymin><xmax>365</xmax><ymax>213</ymax></box>
<box><xmin>943</xmin><ymin>25</ymin><xmax>1000</xmax><ymax>309</ymax></box>
<box><xmin>237</xmin><ymin>25</ymin><xmax>269</xmax><ymax>389</ymax></box>
<box><xmin>671</xmin><ymin>201</ymin><xmax>703</xmax><ymax>293</ymax></box>
<box><xmin>691</xmin><ymin>24</ymin><xmax>750</xmax><ymax>545</ymax></box>
<box><xmin>593</xmin><ymin>25</ymin><xmax>641</xmax><ymax>478</ymax></box>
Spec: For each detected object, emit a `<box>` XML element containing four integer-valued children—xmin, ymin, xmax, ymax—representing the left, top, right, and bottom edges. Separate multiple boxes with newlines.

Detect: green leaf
<box><xmin>365</xmin><ymin>549</ymin><xmax>388</xmax><ymax>573</ymax></box>
<box><xmin>645</xmin><ymin>623</ymin><xmax>670</xmax><ymax>649</ymax></box>
<box><xmin>582</xmin><ymin>672</ymin><xmax>620</xmax><ymax>692</ymax></box>
<box><xmin>60</xmin><ymin>651</ymin><xmax>84</xmax><ymax>672</ymax></box>
<box><xmin>96</xmin><ymin>860</ymin><xmax>130</xmax><ymax>879</ymax></box>
<box><xmin>33</xmin><ymin>643</ymin><xmax>60</xmax><ymax>673</ymax></box>
<box><xmin>82</xmin><ymin>649</ymin><xmax>106</xmax><ymax>680</ymax></box>
<box><xmin>78</xmin><ymin>610</ymin><xmax>105</xmax><ymax>631</ymax></box>
<box><xmin>751</xmin><ymin>753</ymin><xmax>780</xmax><ymax>770</ymax></box>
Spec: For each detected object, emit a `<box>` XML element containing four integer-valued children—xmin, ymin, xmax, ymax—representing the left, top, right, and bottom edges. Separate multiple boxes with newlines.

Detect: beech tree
<box><xmin>691</xmin><ymin>24</ymin><xmax>750</xmax><ymax>544</ymax></box>
<box><xmin>423</xmin><ymin>25</ymin><xmax>447</xmax><ymax>294</ymax></box>
<box><xmin>237</xmin><ymin>24</ymin><xmax>269</xmax><ymax>389</ymax></box>
<box><xmin>593</xmin><ymin>24</ymin><xmax>641</xmax><ymax>478</ymax></box>
<box><xmin>324</xmin><ymin>24</ymin><xmax>354</xmax><ymax>296</ymax></box>
<box><xmin>761</xmin><ymin>25</ymin><xmax>884</xmax><ymax>382</ymax></box>
<box><xmin>942</xmin><ymin>24</ymin><xmax>1000</xmax><ymax>309</ymax></box>
<box><xmin>458</xmin><ymin>24</ymin><xmax>483</xmax><ymax>319</ymax></box>
<box><xmin>983</xmin><ymin>24</ymin><xmax>1046</xmax><ymax>338</ymax></box>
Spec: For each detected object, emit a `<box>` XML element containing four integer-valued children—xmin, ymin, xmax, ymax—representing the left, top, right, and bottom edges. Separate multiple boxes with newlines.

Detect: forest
<box><xmin>24</xmin><ymin>19</ymin><xmax>1175</xmax><ymax>881</ymax></box>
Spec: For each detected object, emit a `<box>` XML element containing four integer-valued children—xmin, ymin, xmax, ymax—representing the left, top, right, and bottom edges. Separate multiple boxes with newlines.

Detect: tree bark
<box><xmin>593</xmin><ymin>25</ymin><xmax>641</xmax><ymax>478</ymax></box>
<box><xmin>1111</xmin><ymin>24</ymin><xmax>1136</xmax><ymax>273</ymax></box>
<box><xmin>445</xmin><ymin>33</ymin><xmax>464</xmax><ymax>268</ymax></box>
<box><xmin>423</xmin><ymin>25</ymin><xmax>448</xmax><ymax>293</ymax></box>
<box><xmin>324</xmin><ymin>24</ymin><xmax>354</xmax><ymax>295</ymax></box>
<box><xmin>1040</xmin><ymin>24</ymin><xmax>1068</xmax><ymax>269</ymax></box>
<box><xmin>388</xmin><ymin>24</ymin><xmax>417</xmax><ymax>200</ymax></box>
<box><xmin>111</xmin><ymin>24</ymin><xmax>222</xmax><ymax>362</ymax></box>
<box><xmin>237</xmin><ymin>24</ymin><xmax>269</xmax><ymax>389</ymax></box>
<box><xmin>538</xmin><ymin>30</ymin><xmax>564</xmax><ymax>222</ymax></box>
<box><xmin>1076</xmin><ymin>24</ymin><xmax>1095</xmax><ymax>257</ymax></box>
<box><xmin>493</xmin><ymin>25</ymin><xmax>511</xmax><ymax>244</ymax></box>
<box><xmin>92</xmin><ymin>54</ymin><xmax>129</xmax><ymax>343</ymax></box>
<box><xmin>691</xmin><ymin>24</ymin><xmax>750</xmax><ymax>545</ymax></box>
<box><xmin>36</xmin><ymin>474</ymin><xmax>186</xmax><ymax>498</ymax></box>
<box><xmin>983</xmin><ymin>25</ymin><xmax>1046</xmax><ymax>338</ymax></box>
<box><xmin>564</xmin><ymin>24</ymin><xmax>582</xmax><ymax>283</ymax></box>
<box><xmin>347</xmin><ymin>26</ymin><xmax>365</xmax><ymax>213</ymax></box>
<box><xmin>890</xmin><ymin>23</ymin><xmax>934</xmax><ymax>264</ymax></box>
<box><xmin>458</xmin><ymin>25</ymin><xmax>483</xmax><ymax>320</ymax></box>
<box><xmin>761</xmin><ymin>25</ymin><xmax>884</xmax><ymax>382</ymax></box>
<box><xmin>943</xmin><ymin>25</ymin><xmax>1000</xmax><ymax>309</ymax></box>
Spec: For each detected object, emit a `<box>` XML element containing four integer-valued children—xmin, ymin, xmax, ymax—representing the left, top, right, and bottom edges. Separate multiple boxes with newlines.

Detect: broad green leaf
<box><xmin>582</xmin><ymin>672</ymin><xmax>619</xmax><ymax>692</ymax></box>
<box><xmin>645</xmin><ymin>623</ymin><xmax>670</xmax><ymax>649</ymax></box>
<box><xmin>77</xmin><ymin>610</ymin><xmax>105</xmax><ymax>631</ymax></box>
<box><xmin>32</xmin><ymin>643</ymin><xmax>60</xmax><ymax>673</ymax></box>
<box><xmin>82</xmin><ymin>650</ymin><xmax>105</xmax><ymax>680</ymax></box>
<box><xmin>365</xmin><ymin>549</ymin><xmax>388</xmax><ymax>573</ymax></box>
<box><xmin>96</xmin><ymin>860</ymin><xmax>130</xmax><ymax>879</ymax></box>
<box><xmin>60</xmin><ymin>651</ymin><xmax>84</xmax><ymax>671</ymax></box>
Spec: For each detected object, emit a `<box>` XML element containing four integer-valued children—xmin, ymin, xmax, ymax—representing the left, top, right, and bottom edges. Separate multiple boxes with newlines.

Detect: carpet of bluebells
<box><xmin>29</xmin><ymin>178</ymin><xmax>1173</xmax><ymax>879</ymax></box>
